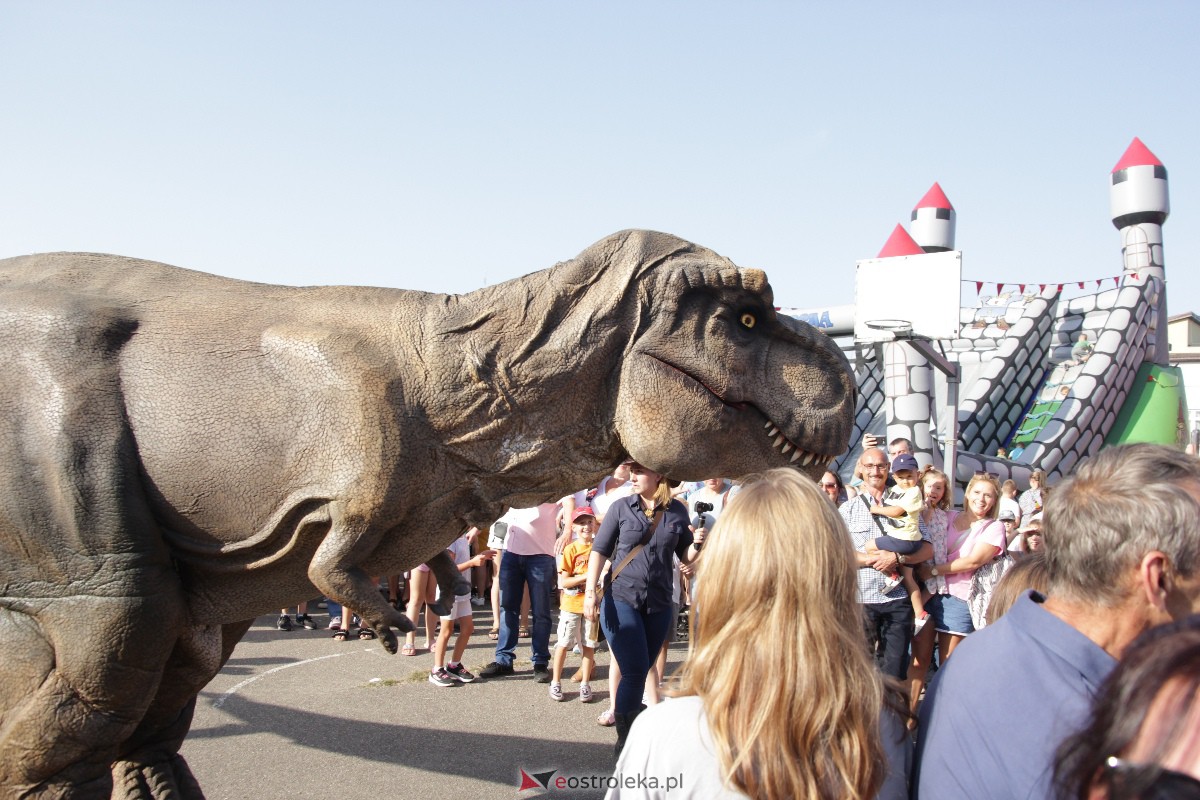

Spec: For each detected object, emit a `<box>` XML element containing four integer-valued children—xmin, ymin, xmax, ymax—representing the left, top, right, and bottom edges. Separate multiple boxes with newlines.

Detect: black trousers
<box><xmin>863</xmin><ymin>598</ymin><xmax>914</xmax><ymax>680</ymax></box>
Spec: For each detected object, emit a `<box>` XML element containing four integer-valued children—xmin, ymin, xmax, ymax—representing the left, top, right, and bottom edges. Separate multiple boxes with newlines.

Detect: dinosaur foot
<box><xmin>111</xmin><ymin>754</ymin><xmax>205</xmax><ymax>800</ymax></box>
<box><xmin>427</xmin><ymin>599</ymin><xmax>452</xmax><ymax>617</ymax></box>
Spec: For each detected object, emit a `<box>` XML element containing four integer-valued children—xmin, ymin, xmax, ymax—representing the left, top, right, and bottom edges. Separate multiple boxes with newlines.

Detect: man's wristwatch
<box><xmin>931</xmin><ymin>566</ymin><xmax>940</xmax><ymax>577</ymax></box>
<box><xmin>897</xmin><ymin>553</ymin><xmax>906</xmax><ymax>565</ymax></box>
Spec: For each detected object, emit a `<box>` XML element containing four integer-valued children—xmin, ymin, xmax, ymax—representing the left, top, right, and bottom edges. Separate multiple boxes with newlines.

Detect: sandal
<box><xmin>401</xmin><ymin>642</ymin><xmax>416</xmax><ymax>656</ymax></box>
<box><xmin>488</xmin><ymin>627</ymin><xmax>499</xmax><ymax>640</ymax></box>
<box><xmin>596</xmin><ymin>709</ymin><xmax>616</xmax><ymax>727</ymax></box>
<box><xmin>519</xmin><ymin>626</ymin><xmax>531</xmax><ymax>638</ymax></box>
<box><xmin>358</xmin><ymin>627</ymin><xmax>377</xmax><ymax>641</ymax></box>
<box><xmin>332</xmin><ymin>629</ymin><xmax>355</xmax><ymax>641</ymax></box>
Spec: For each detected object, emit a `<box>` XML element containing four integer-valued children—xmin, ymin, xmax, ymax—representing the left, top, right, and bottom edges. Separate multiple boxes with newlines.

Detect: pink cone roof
<box><xmin>877</xmin><ymin>224</ymin><xmax>925</xmax><ymax>258</ymax></box>
<box><xmin>1112</xmin><ymin>137</ymin><xmax>1163</xmax><ymax>173</ymax></box>
<box><xmin>914</xmin><ymin>182</ymin><xmax>954</xmax><ymax>210</ymax></box>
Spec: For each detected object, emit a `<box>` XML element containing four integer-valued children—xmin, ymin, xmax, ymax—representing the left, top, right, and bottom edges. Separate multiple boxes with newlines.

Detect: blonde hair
<box><xmin>672</xmin><ymin>468</ymin><xmax>891</xmax><ymax>800</ymax></box>
<box><xmin>919</xmin><ymin>466</ymin><xmax>950</xmax><ymax>511</ymax></box>
<box><xmin>962</xmin><ymin>473</ymin><xmax>1001</xmax><ymax>523</ymax></box>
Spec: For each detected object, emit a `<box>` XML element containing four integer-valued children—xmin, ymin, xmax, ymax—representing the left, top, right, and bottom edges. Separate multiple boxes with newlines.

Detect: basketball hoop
<box><xmin>863</xmin><ymin>319</ymin><xmax>914</xmax><ymax>339</ymax></box>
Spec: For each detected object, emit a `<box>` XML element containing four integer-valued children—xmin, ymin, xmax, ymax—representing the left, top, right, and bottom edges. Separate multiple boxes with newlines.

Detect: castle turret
<box><xmin>877</xmin><ymin>223</ymin><xmax>925</xmax><ymax>258</ymax></box>
<box><xmin>1111</xmin><ymin>137</ymin><xmax>1170</xmax><ymax>364</ymax></box>
<box><xmin>911</xmin><ymin>182</ymin><xmax>956</xmax><ymax>252</ymax></box>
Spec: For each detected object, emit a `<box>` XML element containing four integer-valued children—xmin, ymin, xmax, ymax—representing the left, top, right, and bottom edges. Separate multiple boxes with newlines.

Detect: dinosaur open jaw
<box><xmin>647</xmin><ymin>355</ymin><xmax>830</xmax><ymax>468</ymax></box>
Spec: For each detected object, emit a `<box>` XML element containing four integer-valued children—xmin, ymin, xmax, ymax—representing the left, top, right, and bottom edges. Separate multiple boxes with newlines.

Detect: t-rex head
<box><xmin>547</xmin><ymin>230</ymin><xmax>856</xmax><ymax>481</ymax></box>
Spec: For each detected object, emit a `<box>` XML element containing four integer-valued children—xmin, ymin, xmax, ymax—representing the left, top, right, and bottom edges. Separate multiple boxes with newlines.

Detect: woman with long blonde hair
<box><xmin>611</xmin><ymin>468</ymin><xmax>910</xmax><ymax>800</ymax></box>
<box><xmin>915</xmin><ymin>472</ymin><xmax>1005</xmax><ymax>659</ymax></box>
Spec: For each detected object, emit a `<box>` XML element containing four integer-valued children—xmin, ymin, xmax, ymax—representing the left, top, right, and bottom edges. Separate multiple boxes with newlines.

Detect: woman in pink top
<box><xmin>917</xmin><ymin>473</ymin><xmax>1005</xmax><ymax>661</ymax></box>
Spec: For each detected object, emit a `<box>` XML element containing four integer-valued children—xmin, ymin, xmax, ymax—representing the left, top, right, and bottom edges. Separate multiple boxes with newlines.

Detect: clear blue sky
<box><xmin>4</xmin><ymin>3</ymin><xmax>1198</xmax><ymax>315</ymax></box>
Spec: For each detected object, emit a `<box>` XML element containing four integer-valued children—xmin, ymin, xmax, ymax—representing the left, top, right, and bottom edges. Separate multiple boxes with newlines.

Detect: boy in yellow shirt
<box><xmin>550</xmin><ymin>507</ymin><xmax>599</xmax><ymax>702</ymax></box>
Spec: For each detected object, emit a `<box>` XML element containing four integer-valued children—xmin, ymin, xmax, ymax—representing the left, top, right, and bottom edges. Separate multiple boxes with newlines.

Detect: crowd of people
<box><xmin>272</xmin><ymin>439</ymin><xmax>1200</xmax><ymax>799</ymax></box>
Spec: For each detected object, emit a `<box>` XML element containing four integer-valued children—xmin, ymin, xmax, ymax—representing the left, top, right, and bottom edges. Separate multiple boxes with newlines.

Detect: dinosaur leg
<box><xmin>0</xmin><ymin>594</ymin><xmax>187</xmax><ymax>800</ymax></box>
<box><xmin>426</xmin><ymin>549</ymin><xmax>472</xmax><ymax>617</ymax></box>
<box><xmin>110</xmin><ymin>620</ymin><xmax>253</xmax><ymax>800</ymax></box>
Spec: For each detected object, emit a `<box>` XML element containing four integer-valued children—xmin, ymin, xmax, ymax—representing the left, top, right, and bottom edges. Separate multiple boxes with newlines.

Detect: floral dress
<box><xmin>924</xmin><ymin>508</ymin><xmax>957</xmax><ymax>595</ymax></box>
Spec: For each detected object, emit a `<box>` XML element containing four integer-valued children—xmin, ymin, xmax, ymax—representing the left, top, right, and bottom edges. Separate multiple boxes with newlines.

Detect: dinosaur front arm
<box><xmin>307</xmin><ymin>519</ymin><xmax>414</xmax><ymax>653</ymax></box>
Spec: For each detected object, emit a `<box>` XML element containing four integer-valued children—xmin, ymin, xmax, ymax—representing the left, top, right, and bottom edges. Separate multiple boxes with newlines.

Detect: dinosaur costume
<box><xmin>0</xmin><ymin>229</ymin><xmax>854</xmax><ymax>798</ymax></box>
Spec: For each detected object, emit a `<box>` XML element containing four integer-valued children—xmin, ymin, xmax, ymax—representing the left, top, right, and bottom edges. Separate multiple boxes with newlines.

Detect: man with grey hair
<box><xmin>914</xmin><ymin>443</ymin><xmax>1200</xmax><ymax>800</ymax></box>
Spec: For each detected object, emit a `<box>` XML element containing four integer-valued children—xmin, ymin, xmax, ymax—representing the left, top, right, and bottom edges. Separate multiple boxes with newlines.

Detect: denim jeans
<box><xmin>863</xmin><ymin>597</ymin><xmax>914</xmax><ymax>680</ymax></box>
<box><xmin>495</xmin><ymin>552</ymin><xmax>555</xmax><ymax>668</ymax></box>
<box><xmin>601</xmin><ymin>595</ymin><xmax>672</xmax><ymax>714</ymax></box>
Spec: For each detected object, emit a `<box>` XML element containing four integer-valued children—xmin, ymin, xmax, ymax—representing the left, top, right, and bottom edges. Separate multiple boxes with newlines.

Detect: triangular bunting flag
<box><xmin>976</xmin><ymin>281</ymin><xmax>983</xmax><ymax>294</ymax></box>
<box><xmin>1019</xmin><ymin>284</ymin><xmax>1025</xmax><ymax>293</ymax></box>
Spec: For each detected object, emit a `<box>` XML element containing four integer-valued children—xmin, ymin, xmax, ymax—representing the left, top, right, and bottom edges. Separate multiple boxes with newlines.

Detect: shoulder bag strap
<box><xmin>609</xmin><ymin>508</ymin><xmax>663</xmax><ymax>583</ymax></box>
<box><xmin>861</xmin><ymin>493</ymin><xmax>890</xmax><ymax>537</ymax></box>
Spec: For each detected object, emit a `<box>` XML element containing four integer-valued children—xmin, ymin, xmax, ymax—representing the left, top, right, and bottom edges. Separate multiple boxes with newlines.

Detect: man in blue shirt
<box><xmin>915</xmin><ymin>444</ymin><xmax>1200</xmax><ymax>799</ymax></box>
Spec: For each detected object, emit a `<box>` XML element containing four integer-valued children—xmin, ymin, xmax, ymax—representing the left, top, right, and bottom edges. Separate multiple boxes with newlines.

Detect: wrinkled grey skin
<box><xmin>0</xmin><ymin>229</ymin><xmax>854</xmax><ymax>798</ymax></box>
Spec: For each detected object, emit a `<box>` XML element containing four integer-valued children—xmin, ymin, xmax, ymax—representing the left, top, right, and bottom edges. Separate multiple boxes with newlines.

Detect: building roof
<box><xmin>877</xmin><ymin>224</ymin><xmax>925</xmax><ymax>258</ymax></box>
<box><xmin>914</xmin><ymin>181</ymin><xmax>954</xmax><ymax>210</ymax></box>
<box><xmin>1112</xmin><ymin>137</ymin><xmax>1164</xmax><ymax>173</ymax></box>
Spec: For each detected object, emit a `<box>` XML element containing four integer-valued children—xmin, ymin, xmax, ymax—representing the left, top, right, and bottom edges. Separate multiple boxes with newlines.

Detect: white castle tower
<box><xmin>910</xmin><ymin>182</ymin><xmax>956</xmax><ymax>253</ymax></box>
<box><xmin>1111</xmin><ymin>137</ymin><xmax>1170</xmax><ymax>365</ymax></box>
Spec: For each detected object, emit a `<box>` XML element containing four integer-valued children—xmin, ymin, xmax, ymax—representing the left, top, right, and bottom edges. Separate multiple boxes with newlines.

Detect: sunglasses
<box><xmin>819</xmin><ymin>482</ymin><xmax>839</xmax><ymax>488</ymax></box>
<box><xmin>1102</xmin><ymin>756</ymin><xmax>1200</xmax><ymax>800</ymax></box>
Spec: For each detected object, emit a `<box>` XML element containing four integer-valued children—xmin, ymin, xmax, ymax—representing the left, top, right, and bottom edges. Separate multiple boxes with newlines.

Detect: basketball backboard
<box><xmin>854</xmin><ymin>250</ymin><xmax>962</xmax><ymax>342</ymax></box>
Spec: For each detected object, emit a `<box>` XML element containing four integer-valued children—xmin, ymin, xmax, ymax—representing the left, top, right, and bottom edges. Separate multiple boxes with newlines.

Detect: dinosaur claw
<box><xmin>379</xmin><ymin>627</ymin><xmax>399</xmax><ymax>654</ymax></box>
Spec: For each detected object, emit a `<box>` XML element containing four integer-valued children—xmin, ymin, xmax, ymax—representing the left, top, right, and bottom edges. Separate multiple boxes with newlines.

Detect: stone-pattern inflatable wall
<box><xmin>829</xmin><ymin>277</ymin><xmax>1159</xmax><ymax>491</ymax></box>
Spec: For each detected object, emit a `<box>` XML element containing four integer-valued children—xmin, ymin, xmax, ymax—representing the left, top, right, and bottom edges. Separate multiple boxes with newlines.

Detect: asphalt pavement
<box><xmin>180</xmin><ymin>606</ymin><xmax>689</xmax><ymax>800</ymax></box>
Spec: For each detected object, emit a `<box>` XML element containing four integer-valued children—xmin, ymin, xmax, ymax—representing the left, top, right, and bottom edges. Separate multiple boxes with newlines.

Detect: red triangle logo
<box><xmin>518</xmin><ymin>769</ymin><xmax>544</xmax><ymax>791</ymax></box>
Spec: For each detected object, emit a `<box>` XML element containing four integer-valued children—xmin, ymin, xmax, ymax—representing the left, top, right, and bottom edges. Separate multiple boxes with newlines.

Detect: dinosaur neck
<box><xmin>411</xmin><ymin>269</ymin><xmax>628</xmax><ymax>511</ymax></box>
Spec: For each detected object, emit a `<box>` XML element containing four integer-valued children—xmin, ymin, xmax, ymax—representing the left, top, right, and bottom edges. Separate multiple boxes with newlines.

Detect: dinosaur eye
<box><xmin>739</xmin><ymin>312</ymin><xmax>757</xmax><ymax>329</ymax></box>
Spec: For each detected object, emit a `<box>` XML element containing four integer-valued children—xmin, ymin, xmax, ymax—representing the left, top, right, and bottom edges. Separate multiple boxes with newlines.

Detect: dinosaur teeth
<box><xmin>790</xmin><ymin>450</ymin><xmax>802</xmax><ymax>464</ymax></box>
<box><xmin>773</xmin><ymin>434</ymin><xmax>785</xmax><ymax>449</ymax></box>
<box><xmin>781</xmin><ymin>442</ymin><xmax>793</xmax><ymax>454</ymax></box>
<box><xmin>764</xmin><ymin>421</ymin><xmax>774</xmax><ymax>430</ymax></box>
<box><xmin>767</xmin><ymin>426</ymin><xmax>780</xmax><ymax>438</ymax></box>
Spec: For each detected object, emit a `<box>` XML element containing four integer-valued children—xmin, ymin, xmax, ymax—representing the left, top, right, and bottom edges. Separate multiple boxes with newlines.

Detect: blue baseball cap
<box><xmin>891</xmin><ymin>453</ymin><xmax>919</xmax><ymax>473</ymax></box>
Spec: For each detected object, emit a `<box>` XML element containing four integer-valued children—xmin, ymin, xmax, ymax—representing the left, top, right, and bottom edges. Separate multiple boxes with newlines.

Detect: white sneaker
<box><xmin>880</xmin><ymin>573</ymin><xmax>903</xmax><ymax>593</ymax></box>
<box><xmin>579</xmin><ymin>683</ymin><xmax>593</xmax><ymax>703</ymax></box>
<box><xmin>549</xmin><ymin>682</ymin><xmax>564</xmax><ymax>701</ymax></box>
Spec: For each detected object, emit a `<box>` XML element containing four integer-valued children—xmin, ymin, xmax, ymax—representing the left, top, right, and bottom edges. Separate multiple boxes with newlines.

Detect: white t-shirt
<box><xmin>611</xmin><ymin>695</ymin><xmax>910</xmax><ymax>800</ymax></box>
<box><xmin>497</xmin><ymin>504</ymin><xmax>558</xmax><ymax>556</ymax></box>
<box><xmin>592</xmin><ymin>477</ymin><xmax>634</xmax><ymax>520</ymax></box>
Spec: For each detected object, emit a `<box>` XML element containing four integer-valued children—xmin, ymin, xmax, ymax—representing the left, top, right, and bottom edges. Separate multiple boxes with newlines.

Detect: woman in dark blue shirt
<box><xmin>584</xmin><ymin>461</ymin><xmax>704</xmax><ymax>755</ymax></box>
